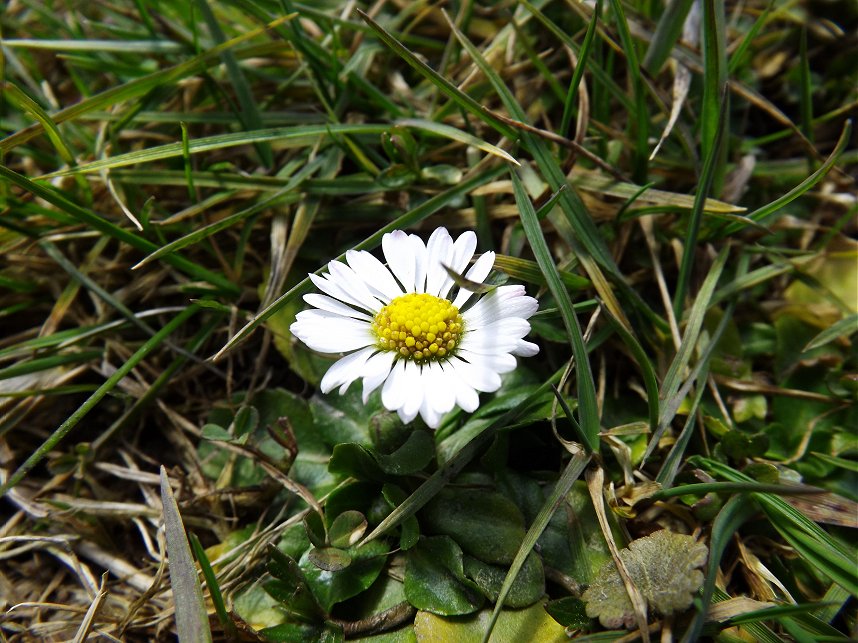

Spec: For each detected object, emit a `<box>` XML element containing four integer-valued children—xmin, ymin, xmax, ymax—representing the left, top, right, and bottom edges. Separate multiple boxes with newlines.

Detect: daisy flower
<box><xmin>290</xmin><ymin>227</ymin><xmax>539</xmax><ymax>428</ymax></box>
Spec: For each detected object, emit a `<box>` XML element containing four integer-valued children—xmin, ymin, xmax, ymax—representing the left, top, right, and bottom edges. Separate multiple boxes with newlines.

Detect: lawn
<box><xmin>0</xmin><ymin>1</ymin><xmax>856</xmax><ymax>641</ymax></box>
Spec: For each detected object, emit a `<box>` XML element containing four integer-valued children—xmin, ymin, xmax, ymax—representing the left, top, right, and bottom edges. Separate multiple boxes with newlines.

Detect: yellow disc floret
<box><xmin>372</xmin><ymin>293</ymin><xmax>463</xmax><ymax>362</ymax></box>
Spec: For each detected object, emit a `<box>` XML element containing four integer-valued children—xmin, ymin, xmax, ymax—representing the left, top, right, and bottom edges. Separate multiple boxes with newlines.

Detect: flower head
<box><xmin>290</xmin><ymin>227</ymin><xmax>539</xmax><ymax>428</ymax></box>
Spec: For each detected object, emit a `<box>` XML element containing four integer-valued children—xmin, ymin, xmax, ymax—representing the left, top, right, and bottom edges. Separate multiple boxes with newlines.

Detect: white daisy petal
<box><xmin>444</xmin><ymin>363</ymin><xmax>480</xmax><ymax>412</ymax></box>
<box><xmin>463</xmin><ymin>286</ymin><xmax>538</xmax><ymax>328</ymax></box>
<box><xmin>425</xmin><ymin>227</ymin><xmax>454</xmax><ymax>297</ymax></box>
<box><xmin>411</xmin><ymin>234</ymin><xmax>428</xmax><ymax>294</ymax></box>
<box><xmin>383</xmin><ymin>230</ymin><xmax>416</xmax><ymax>292</ymax></box>
<box><xmin>459</xmin><ymin>318</ymin><xmax>532</xmax><ymax>354</ymax></box>
<box><xmin>512</xmin><ymin>339</ymin><xmax>540</xmax><ymax>357</ymax></box>
<box><xmin>327</xmin><ymin>261</ymin><xmax>384</xmax><ymax>312</ymax></box>
<box><xmin>381</xmin><ymin>359</ymin><xmax>407</xmax><ymax>413</ymax></box>
<box><xmin>304</xmin><ymin>293</ymin><xmax>373</xmax><ymax>321</ymax></box>
<box><xmin>362</xmin><ymin>350</ymin><xmax>397</xmax><ymax>403</ymax></box>
<box><xmin>400</xmin><ymin>360</ymin><xmax>424</xmax><ymax>423</ymax></box>
<box><xmin>448</xmin><ymin>356</ymin><xmax>502</xmax><ymax>392</ymax></box>
<box><xmin>457</xmin><ymin>348</ymin><xmax>517</xmax><ymax>374</ymax></box>
<box><xmin>420</xmin><ymin>361</ymin><xmax>455</xmax><ymax>428</ymax></box>
<box><xmin>320</xmin><ymin>346</ymin><xmax>376</xmax><ymax>394</ymax></box>
<box><xmin>438</xmin><ymin>230</ymin><xmax>477</xmax><ymax>299</ymax></box>
<box><xmin>452</xmin><ymin>251</ymin><xmax>496</xmax><ymax>308</ymax></box>
<box><xmin>309</xmin><ymin>273</ymin><xmax>374</xmax><ymax>313</ymax></box>
<box><xmin>419</xmin><ymin>398</ymin><xmax>443</xmax><ymax>429</ymax></box>
<box><xmin>345</xmin><ymin>250</ymin><xmax>403</xmax><ymax>302</ymax></box>
<box><xmin>291</xmin><ymin>315</ymin><xmax>376</xmax><ymax>353</ymax></box>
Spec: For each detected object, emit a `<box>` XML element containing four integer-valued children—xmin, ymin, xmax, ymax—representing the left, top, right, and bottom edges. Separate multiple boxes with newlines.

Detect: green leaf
<box><xmin>200</xmin><ymin>423</ymin><xmax>233</xmax><ymax>442</ymax></box>
<box><xmin>299</xmin><ymin>540</ymin><xmax>388</xmax><ymax>613</ymax></box>
<box><xmin>412</xmin><ymin>603</ymin><xmax>568</xmax><ymax>642</ymax></box>
<box><xmin>259</xmin><ymin>621</ymin><xmax>339</xmax><ymax>642</ymax></box>
<box><xmin>307</xmin><ymin>547</ymin><xmax>353</xmax><ymax>572</ymax></box>
<box><xmin>720</xmin><ymin>429</ymin><xmax>769</xmax><ymax>460</ymax></box>
<box><xmin>310</xmin><ymin>389</ymin><xmax>376</xmax><ymax>447</ymax></box>
<box><xmin>582</xmin><ymin>530</ymin><xmax>708</xmax><ymax>629</ymax></box>
<box><xmin>544</xmin><ymin>596</ymin><xmax>590</xmax><ymax>630</ymax></box>
<box><xmin>375</xmin><ymin>430</ymin><xmax>435</xmax><ymax>476</ymax></box>
<box><xmin>329</xmin><ymin>443</ymin><xmax>385</xmax><ymax>482</ymax></box>
<box><xmin>303</xmin><ymin>511</ymin><xmax>327</xmax><ymax>549</ymax></box>
<box><xmin>233</xmin><ymin>405</ymin><xmax>259</xmax><ymax>436</ymax></box>
<box><xmin>463</xmin><ymin>552</ymin><xmax>545</xmax><ymax>609</ymax></box>
<box><xmin>269</xmin><ymin>389</ymin><xmax>335</xmax><ymax>495</ymax></box>
<box><xmin>264</xmin><ymin>545</ymin><xmax>325</xmax><ymax>622</ymax></box>
<box><xmin>360</xmin><ymin>369</ymin><xmax>563</xmax><ymax>551</ymax></box>
<box><xmin>404</xmin><ymin>536</ymin><xmax>484</xmax><ymax>616</ymax></box>
<box><xmin>328</xmin><ymin>511</ymin><xmax>368</xmax><ymax>549</ymax></box>
<box><xmin>482</xmin><ymin>452</ymin><xmax>591</xmax><ymax>641</ymax></box>
<box><xmin>421</xmin><ymin>488</ymin><xmax>526</xmax><ymax>565</ymax></box>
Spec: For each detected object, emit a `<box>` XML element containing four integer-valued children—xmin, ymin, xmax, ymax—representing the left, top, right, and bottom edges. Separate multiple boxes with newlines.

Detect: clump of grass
<box><xmin>0</xmin><ymin>1</ymin><xmax>855</xmax><ymax>641</ymax></box>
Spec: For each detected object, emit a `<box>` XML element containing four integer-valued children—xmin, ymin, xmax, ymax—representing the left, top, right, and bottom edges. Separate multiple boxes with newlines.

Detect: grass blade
<box><xmin>443</xmin><ymin>10</ymin><xmax>628</xmax><ymax>303</ymax></box>
<box><xmin>691</xmin><ymin>457</ymin><xmax>858</xmax><ymax>596</ymax></box>
<box><xmin>160</xmin><ymin>467</ymin><xmax>213</xmax><ymax>643</ymax></box>
<box><xmin>194</xmin><ymin>0</ymin><xmax>272</xmax><ymax>167</ymax></box>
<box><xmin>189</xmin><ymin>532</ymin><xmax>237</xmax><ymax>639</ymax></box>
<box><xmin>642</xmin><ymin>0</ymin><xmax>694</xmax><ymax>74</ymax></box>
<box><xmin>700</xmin><ymin>0</ymin><xmax>728</xmax><ymax>193</ymax></box>
<box><xmin>680</xmin><ymin>494</ymin><xmax>759</xmax><ymax>642</ymax></box>
<box><xmin>0</xmin><ymin>305</ymin><xmax>199</xmax><ymax>497</ymax></box>
<box><xmin>396</xmin><ymin>118</ymin><xmax>519</xmax><ymax>166</ymax></box>
<box><xmin>357</xmin><ymin>9</ymin><xmax>513</xmax><ymax>139</ymax></box>
<box><xmin>0</xmin><ymin>165</ymin><xmax>240</xmax><ymax>295</ymax></box>
<box><xmin>559</xmin><ymin>0</ymin><xmax>600</xmax><ymax>139</ymax></box>
<box><xmin>513</xmin><ymin>170</ymin><xmax>600</xmax><ymax>452</ymax></box>
<box><xmin>603</xmin><ymin>309</ymin><xmax>659</xmax><ymax>435</ymax></box>
<box><xmin>45</xmin><ymin>123</ymin><xmax>389</xmax><ymax>177</ymax></box>
<box><xmin>0</xmin><ymin>15</ymin><xmax>295</xmax><ymax>153</ymax></box>
<box><xmin>803</xmin><ymin>313</ymin><xmax>858</xmax><ymax>352</ymax></box>
<box><xmin>672</xmin><ymin>86</ymin><xmax>728</xmax><ymax>317</ymax></box>
<box><xmin>608</xmin><ymin>0</ymin><xmax>649</xmax><ymax>182</ymax></box>
<box><xmin>645</xmin><ymin>246</ymin><xmax>729</xmax><ymax>462</ymax></box>
<box><xmin>718</xmin><ymin>120</ymin><xmax>852</xmax><ymax>236</ymax></box>
<box><xmin>134</xmin><ymin>155</ymin><xmax>324</xmax><ymax>268</ymax></box>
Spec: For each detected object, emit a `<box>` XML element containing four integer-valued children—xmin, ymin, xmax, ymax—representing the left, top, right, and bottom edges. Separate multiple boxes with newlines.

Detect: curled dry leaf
<box><xmin>582</xmin><ymin>530</ymin><xmax>708</xmax><ymax>629</ymax></box>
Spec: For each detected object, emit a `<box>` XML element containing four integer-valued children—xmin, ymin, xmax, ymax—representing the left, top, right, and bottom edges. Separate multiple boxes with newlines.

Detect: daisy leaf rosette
<box><xmin>290</xmin><ymin>227</ymin><xmax>540</xmax><ymax>428</ymax></box>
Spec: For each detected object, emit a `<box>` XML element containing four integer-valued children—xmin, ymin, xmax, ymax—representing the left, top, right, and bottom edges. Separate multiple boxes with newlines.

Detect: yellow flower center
<box><xmin>372</xmin><ymin>293</ymin><xmax>463</xmax><ymax>362</ymax></box>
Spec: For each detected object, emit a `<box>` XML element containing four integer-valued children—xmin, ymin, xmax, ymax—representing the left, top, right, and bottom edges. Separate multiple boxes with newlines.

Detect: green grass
<box><xmin>0</xmin><ymin>1</ymin><xmax>856</xmax><ymax>641</ymax></box>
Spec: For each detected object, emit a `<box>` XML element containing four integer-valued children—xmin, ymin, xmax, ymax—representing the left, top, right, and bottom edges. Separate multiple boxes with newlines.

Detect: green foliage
<box><xmin>1</xmin><ymin>1</ymin><xmax>855</xmax><ymax>641</ymax></box>
<box><xmin>405</xmin><ymin>536</ymin><xmax>485</xmax><ymax>616</ymax></box>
